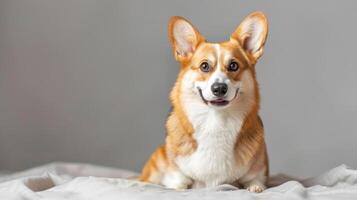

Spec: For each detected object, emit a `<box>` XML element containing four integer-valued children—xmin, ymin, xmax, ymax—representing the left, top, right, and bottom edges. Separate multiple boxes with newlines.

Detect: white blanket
<box><xmin>0</xmin><ymin>162</ymin><xmax>357</xmax><ymax>200</ymax></box>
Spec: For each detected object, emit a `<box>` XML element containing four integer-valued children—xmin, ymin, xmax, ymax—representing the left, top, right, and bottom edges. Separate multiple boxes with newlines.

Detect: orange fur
<box><xmin>140</xmin><ymin>12</ymin><xmax>269</xmax><ymax>192</ymax></box>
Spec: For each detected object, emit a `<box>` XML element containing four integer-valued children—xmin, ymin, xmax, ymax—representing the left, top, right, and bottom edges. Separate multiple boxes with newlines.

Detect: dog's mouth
<box><xmin>197</xmin><ymin>87</ymin><xmax>239</xmax><ymax>107</ymax></box>
<box><xmin>209</xmin><ymin>99</ymin><xmax>230</xmax><ymax>106</ymax></box>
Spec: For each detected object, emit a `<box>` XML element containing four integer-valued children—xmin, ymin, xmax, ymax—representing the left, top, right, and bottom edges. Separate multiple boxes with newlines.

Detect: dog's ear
<box><xmin>231</xmin><ymin>12</ymin><xmax>268</xmax><ymax>61</ymax></box>
<box><xmin>168</xmin><ymin>16</ymin><xmax>205</xmax><ymax>62</ymax></box>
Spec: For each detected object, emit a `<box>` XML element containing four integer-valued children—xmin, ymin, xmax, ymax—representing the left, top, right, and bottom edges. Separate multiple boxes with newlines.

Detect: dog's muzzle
<box><xmin>197</xmin><ymin>87</ymin><xmax>239</xmax><ymax>106</ymax></box>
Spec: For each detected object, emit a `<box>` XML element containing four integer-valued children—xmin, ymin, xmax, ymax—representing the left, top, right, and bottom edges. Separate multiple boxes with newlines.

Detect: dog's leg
<box><xmin>238</xmin><ymin>139</ymin><xmax>269</xmax><ymax>193</ymax></box>
<box><xmin>240</xmin><ymin>167</ymin><xmax>267</xmax><ymax>193</ymax></box>
<box><xmin>139</xmin><ymin>145</ymin><xmax>192</xmax><ymax>190</ymax></box>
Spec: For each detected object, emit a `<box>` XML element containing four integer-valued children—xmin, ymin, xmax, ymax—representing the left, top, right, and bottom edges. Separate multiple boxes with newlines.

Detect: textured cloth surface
<box><xmin>0</xmin><ymin>163</ymin><xmax>356</xmax><ymax>200</ymax></box>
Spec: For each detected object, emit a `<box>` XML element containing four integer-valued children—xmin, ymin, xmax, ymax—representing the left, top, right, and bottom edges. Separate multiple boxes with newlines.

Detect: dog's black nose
<box><xmin>211</xmin><ymin>82</ymin><xmax>228</xmax><ymax>97</ymax></box>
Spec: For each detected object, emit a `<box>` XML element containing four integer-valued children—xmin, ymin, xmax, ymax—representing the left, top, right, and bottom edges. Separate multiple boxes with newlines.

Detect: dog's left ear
<box><xmin>231</xmin><ymin>12</ymin><xmax>268</xmax><ymax>61</ymax></box>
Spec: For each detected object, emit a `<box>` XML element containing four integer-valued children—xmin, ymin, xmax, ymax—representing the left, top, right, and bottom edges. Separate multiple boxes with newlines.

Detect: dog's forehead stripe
<box><xmin>213</xmin><ymin>44</ymin><xmax>234</xmax><ymax>71</ymax></box>
<box><xmin>213</xmin><ymin>44</ymin><xmax>221</xmax><ymax>67</ymax></box>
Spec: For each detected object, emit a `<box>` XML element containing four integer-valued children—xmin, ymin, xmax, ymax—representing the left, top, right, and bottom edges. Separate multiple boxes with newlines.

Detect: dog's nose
<box><xmin>211</xmin><ymin>82</ymin><xmax>228</xmax><ymax>97</ymax></box>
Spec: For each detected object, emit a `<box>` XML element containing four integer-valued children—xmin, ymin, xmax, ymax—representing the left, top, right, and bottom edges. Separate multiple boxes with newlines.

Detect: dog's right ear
<box><xmin>168</xmin><ymin>16</ymin><xmax>205</xmax><ymax>62</ymax></box>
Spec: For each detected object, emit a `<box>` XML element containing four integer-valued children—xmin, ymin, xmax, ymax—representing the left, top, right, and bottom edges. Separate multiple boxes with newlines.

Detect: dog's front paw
<box><xmin>247</xmin><ymin>184</ymin><xmax>265</xmax><ymax>193</ymax></box>
<box><xmin>173</xmin><ymin>184</ymin><xmax>190</xmax><ymax>191</ymax></box>
<box><xmin>162</xmin><ymin>171</ymin><xmax>192</xmax><ymax>190</ymax></box>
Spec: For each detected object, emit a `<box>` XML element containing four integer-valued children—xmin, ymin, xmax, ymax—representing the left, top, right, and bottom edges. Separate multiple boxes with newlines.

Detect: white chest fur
<box><xmin>176</xmin><ymin>104</ymin><xmax>248</xmax><ymax>187</ymax></box>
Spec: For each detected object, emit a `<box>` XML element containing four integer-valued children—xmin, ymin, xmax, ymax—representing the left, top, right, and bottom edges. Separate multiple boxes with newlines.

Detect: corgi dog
<box><xmin>139</xmin><ymin>11</ymin><xmax>269</xmax><ymax>192</ymax></box>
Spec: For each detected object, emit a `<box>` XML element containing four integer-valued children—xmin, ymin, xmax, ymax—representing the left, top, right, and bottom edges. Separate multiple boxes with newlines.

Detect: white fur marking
<box><xmin>162</xmin><ymin>170</ymin><xmax>192</xmax><ymax>189</ymax></box>
<box><xmin>176</xmin><ymin>70</ymin><xmax>256</xmax><ymax>188</ymax></box>
<box><xmin>213</xmin><ymin>44</ymin><xmax>221</xmax><ymax>66</ymax></box>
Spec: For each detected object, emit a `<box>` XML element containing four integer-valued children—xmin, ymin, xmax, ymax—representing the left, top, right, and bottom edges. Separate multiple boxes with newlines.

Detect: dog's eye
<box><xmin>228</xmin><ymin>61</ymin><xmax>239</xmax><ymax>72</ymax></box>
<box><xmin>199</xmin><ymin>62</ymin><xmax>210</xmax><ymax>72</ymax></box>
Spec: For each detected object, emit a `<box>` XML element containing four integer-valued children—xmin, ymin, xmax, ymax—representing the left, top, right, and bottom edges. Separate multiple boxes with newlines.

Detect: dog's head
<box><xmin>169</xmin><ymin>12</ymin><xmax>268</xmax><ymax>109</ymax></box>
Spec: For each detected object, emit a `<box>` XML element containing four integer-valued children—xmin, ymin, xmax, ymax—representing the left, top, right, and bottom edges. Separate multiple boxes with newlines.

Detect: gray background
<box><xmin>1</xmin><ymin>0</ymin><xmax>356</xmax><ymax>178</ymax></box>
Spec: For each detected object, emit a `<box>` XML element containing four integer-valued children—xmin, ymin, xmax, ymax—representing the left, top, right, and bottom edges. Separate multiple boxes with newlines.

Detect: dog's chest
<box><xmin>176</xmin><ymin>109</ymin><xmax>246</xmax><ymax>187</ymax></box>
